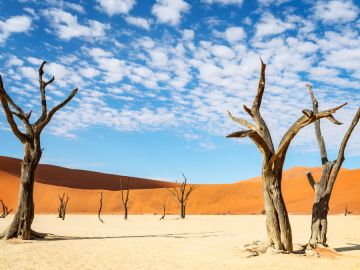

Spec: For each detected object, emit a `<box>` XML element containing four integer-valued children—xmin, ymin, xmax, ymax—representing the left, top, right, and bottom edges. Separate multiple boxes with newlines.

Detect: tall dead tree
<box><xmin>168</xmin><ymin>173</ymin><xmax>197</xmax><ymax>219</ymax></box>
<box><xmin>120</xmin><ymin>178</ymin><xmax>130</xmax><ymax>220</ymax></box>
<box><xmin>226</xmin><ymin>60</ymin><xmax>346</xmax><ymax>251</ymax></box>
<box><xmin>58</xmin><ymin>193</ymin><xmax>70</xmax><ymax>220</ymax></box>
<box><xmin>98</xmin><ymin>192</ymin><xmax>104</xmax><ymax>223</ymax></box>
<box><xmin>305</xmin><ymin>85</ymin><xmax>360</xmax><ymax>249</ymax></box>
<box><xmin>0</xmin><ymin>61</ymin><xmax>77</xmax><ymax>239</ymax></box>
<box><xmin>0</xmin><ymin>200</ymin><xmax>12</xmax><ymax>218</ymax></box>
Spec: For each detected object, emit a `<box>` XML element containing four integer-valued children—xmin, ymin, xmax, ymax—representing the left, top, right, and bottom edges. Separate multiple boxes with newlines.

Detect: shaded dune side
<box><xmin>0</xmin><ymin>160</ymin><xmax>358</xmax><ymax>215</ymax></box>
<box><xmin>0</xmin><ymin>156</ymin><xmax>175</xmax><ymax>190</ymax></box>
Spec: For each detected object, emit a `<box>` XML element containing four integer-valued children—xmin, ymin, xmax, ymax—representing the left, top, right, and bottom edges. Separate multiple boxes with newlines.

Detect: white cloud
<box><xmin>43</xmin><ymin>8</ymin><xmax>108</xmax><ymax>40</ymax></box>
<box><xmin>257</xmin><ymin>0</ymin><xmax>289</xmax><ymax>6</ymax></box>
<box><xmin>27</xmin><ymin>56</ymin><xmax>43</xmax><ymax>65</ymax></box>
<box><xmin>224</xmin><ymin>26</ymin><xmax>245</xmax><ymax>43</ymax></box>
<box><xmin>80</xmin><ymin>67</ymin><xmax>101</xmax><ymax>79</ymax></box>
<box><xmin>201</xmin><ymin>0</ymin><xmax>243</xmax><ymax>5</ymax></box>
<box><xmin>88</xmin><ymin>48</ymin><xmax>125</xmax><ymax>83</ymax></box>
<box><xmin>6</xmin><ymin>56</ymin><xmax>24</xmax><ymax>67</ymax></box>
<box><xmin>124</xmin><ymin>16</ymin><xmax>151</xmax><ymax>30</ymax></box>
<box><xmin>314</xmin><ymin>0</ymin><xmax>359</xmax><ymax>23</ymax></box>
<box><xmin>45</xmin><ymin>0</ymin><xmax>85</xmax><ymax>13</ymax></box>
<box><xmin>152</xmin><ymin>0</ymin><xmax>190</xmax><ymax>26</ymax></box>
<box><xmin>96</xmin><ymin>0</ymin><xmax>136</xmax><ymax>16</ymax></box>
<box><xmin>0</xmin><ymin>15</ymin><xmax>31</xmax><ymax>43</ymax></box>
<box><xmin>254</xmin><ymin>13</ymin><xmax>294</xmax><ymax>39</ymax></box>
<box><xmin>211</xmin><ymin>45</ymin><xmax>235</xmax><ymax>59</ymax></box>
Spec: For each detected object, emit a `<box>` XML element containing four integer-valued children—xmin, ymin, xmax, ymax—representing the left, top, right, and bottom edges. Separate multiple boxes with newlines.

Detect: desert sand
<box><xmin>0</xmin><ymin>215</ymin><xmax>359</xmax><ymax>269</ymax></box>
<box><xmin>0</xmin><ymin>156</ymin><xmax>359</xmax><ymax>215</ymax></box>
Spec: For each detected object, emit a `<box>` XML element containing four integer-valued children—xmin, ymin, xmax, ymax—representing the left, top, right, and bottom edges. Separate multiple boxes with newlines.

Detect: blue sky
<box><xmin>0</xmin><ymin>0</ymin><xmax>359</xmax><ymax>184</ymax></box>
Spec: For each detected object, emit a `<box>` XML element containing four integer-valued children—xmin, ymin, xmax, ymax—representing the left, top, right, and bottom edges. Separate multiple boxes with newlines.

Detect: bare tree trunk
<box><xmin>226</xmin><ymin>61</ymin><xmax>346</xmax><ymax>252</ymax></box>
<box><xmin>262</xmin><ymin>166</ymin><xmax>292</xmax><ymax>251</ymax></box>
<box><xmin>305</xmin><ymin>86</ymin><xmax>360</xmax><ymax>249</ymax></box>
<box><xmin>1</xmin><ymin>145</ymin><xmax>40</xmax><ymax>239</ymax></box>
<box><xmin>309</xmin><ymin>192</ymin><xmax>330</xmax><ymax>247</ymax></box>
<box><xmin>168</xmin><ymin>174</ymin><xmax>197</xmax><ymax>220</ymax></box>
<box><xmin>120</xmin><ymin>178</ymin><xmax>130</xmax><ymax>220</ymax></box>
<box><xmin>124</xmin><ymin>206</ymin><xmax>128</xmax><ymax>220</ymax></box>
<box><xmin>0</xmin><ymin>61</ymin><xmax>78</xmax><ymax>240</ymax></box>
<box><xmin>160</xmin><ymin>204</ymin><xmax>166</xmax><ymax>220</ymax></box>
<box><xmin>98</xmin><ymin>192</ymin><xmax>104</xmax><ymax>223</ymax></box>
<box><xmin>0</xmin><ymin>200</ymin><xmax>12</xmax><ymax>218</ymax></box>
<box><xmin>180</xmin><ymin>203</ymin><xmax>186</xmax><ymax>219</ymax></box>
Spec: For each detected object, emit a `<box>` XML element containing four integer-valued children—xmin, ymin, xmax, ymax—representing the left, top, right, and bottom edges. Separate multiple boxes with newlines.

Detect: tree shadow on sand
<box><xmin>25</xmin><ymin>231</ymin><xmax>226</xmax><ymax>242</ymax></box>
<box><xmin>335</xmin><ymin>243</ymin><xmax>360</xmax><ymax>252</ymax></box>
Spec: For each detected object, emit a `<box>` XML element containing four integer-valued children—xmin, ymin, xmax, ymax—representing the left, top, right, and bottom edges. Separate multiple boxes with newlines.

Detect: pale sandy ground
<box><xmin>0</xmin><ymin>215</ymin><xmax>359</xmax><ymax>270</ymax></box>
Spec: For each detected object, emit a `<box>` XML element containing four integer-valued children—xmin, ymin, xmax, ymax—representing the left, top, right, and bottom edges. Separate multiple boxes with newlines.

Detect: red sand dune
<box><xmin>0</xmin><ymin>156</ymin><xmax>359</xmax><ymax>215</ymax></box>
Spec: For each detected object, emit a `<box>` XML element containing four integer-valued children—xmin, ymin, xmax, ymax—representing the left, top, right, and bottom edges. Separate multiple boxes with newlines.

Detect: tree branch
<box><xmin>306</xmin><ymin>172</ymin><xmax>315</xmax><ymax>190</ymax></box>
<box><xmin>0</xmin><ymin>76</ymin><xmax>29</xmax><ymax>143</ymax></box>
<box><xmin>306</xmin><ymin>84</ymin><xmax>328</xmax><ymax>164</ymax></box>
<box><xmin>37</xmin><ymin>88</ymin><xmax>78</xmax><ymax>132</ymax></box>
<box><xmin>227</xmin><ymin>111</ymin><xmax>257</xmax><ymax>131</ymax></box>
<box><xmin>325</xmin><ymin>108</ymin><xmax>360</xmax><ymax>194</ymax></box>
<box><xmin>337</xmin><ymin>108</ymin><xmax>360</xmax><ymax>162</ymax></box>
<box><xmin>252</xmin><ymin>59</ymin><xmax>266</xmax><ymax>113</ymax></box>
<box><xmin>271</xmin><ymin>102</ymin><xmax>347</xmax><ymax>166</ymax></box>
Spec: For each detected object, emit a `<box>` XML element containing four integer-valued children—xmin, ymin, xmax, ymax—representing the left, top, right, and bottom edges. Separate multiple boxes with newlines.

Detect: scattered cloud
<box><xmin>254</xmin><ymin>13</ymin><xmax>294</xmax><ymax>39</ymax></box>
<box><xmin>1</xmin><ymin>1</ymin><xmax>359</xmax><ymax>156</ymax></box>
<box><xmin>224</xmin><ymin>26</ymin><xmax>246</xmax><ymax>43</ymax></box>
<box><xmin>201</xmin><ymin>0</ymin><xmax>243</xmax><ymax>5</ymax></box>
<box><xmin>43</xmin><ymin>8</ymin><xmax>109</xmax><ymax>40</ymax></box>
<box><xmin>124</xmin><ymin>16</ymin><xmax>151</xmax><ymax>30</ymax></box>
<box><xmin>96</xmin><ymin>0</ymin><xmax>136</xmax><ymax>16</ymax></box>
<box><xmin>0</xmin><ymin>15</ymin><xmax>31</xmax><ymax>43</ymax></box>
<box><xmin>152</xmin><ymin>0</ymin><xmax>190</xmax><ymax>26</ymax></box>
<box><xmin>314</xmin><ymin>0</ymin><xmax>358</xmax><ymax>24</ymax></box>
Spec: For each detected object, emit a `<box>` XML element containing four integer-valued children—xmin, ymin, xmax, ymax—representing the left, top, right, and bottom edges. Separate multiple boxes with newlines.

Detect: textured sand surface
<box><xmin>0</xmin><ymin>215</ymin><xmax>359</xmax><ymax>269</ymax></box>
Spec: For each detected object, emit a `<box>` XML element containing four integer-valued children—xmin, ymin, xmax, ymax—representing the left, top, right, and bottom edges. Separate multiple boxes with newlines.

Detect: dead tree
<box><xmin>0</xmin><ymin>61</ymin><xmax>77</xmax><ymax>239</ymax></box>
<box><xmin>120</xmin><ymin>178</ymin><xmax>130</xmax><ymax>220</ymax></box>
<box><xmin>98</xmin><ymin>192</ymin><xmax>104</xmax><ymax>223</ymax></box>
<box><xmin>305</xmin><ymin>85</ymin><xmax>360</xmax><ymax>249</ymax></box>
<box><xmin>226</xmin><ymin>60</ymin><xmax>346</xmax><ymax>251</ymax></box>
<box><xmin>58</xmin><ymin>193</ymin><xmax>70</xmax><ymax>220</ymax></box>
<box><xmin>0</xmin><ymin>200</ymin><xmax>12</xmax><ymax>218</ymax></box>
<box><xmin>168</xmin><ymin>173</ymin><xmax>197</xmax><ymax>219</ymax></box>
<box><xmin>159</xmin><ymin>203</ymin><xmax>166</xmax><ymax>220</ymax></box>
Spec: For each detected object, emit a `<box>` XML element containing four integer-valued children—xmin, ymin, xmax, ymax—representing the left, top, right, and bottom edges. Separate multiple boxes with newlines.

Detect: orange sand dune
<box><xmin>0</xmin><ymin>156</ymin><xmax>175</xmax><ymax>190</ymax></box>
<box><xmin>0</xmin><ymin>156</ymin><xmax>359</xmax><ymax>215</ymax></box>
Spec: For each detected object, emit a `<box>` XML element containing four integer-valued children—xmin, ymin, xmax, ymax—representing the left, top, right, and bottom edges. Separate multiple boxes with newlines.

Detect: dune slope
<box><xmin>0</xmin><ymin>156</ymin><xmax>359</xmax><ymax>214</ymax></box>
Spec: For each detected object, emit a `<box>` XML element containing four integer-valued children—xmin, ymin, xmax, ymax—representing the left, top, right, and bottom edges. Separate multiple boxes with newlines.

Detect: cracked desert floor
<box><xmin>0</xmin><ymin>215</ymin><xmax>359</xmax><ymax>270</ymax></box>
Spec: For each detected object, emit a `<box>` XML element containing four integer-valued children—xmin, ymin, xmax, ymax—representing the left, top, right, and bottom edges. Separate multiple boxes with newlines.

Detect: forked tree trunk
<box><xmin>262</xmin><ymin>165</ymin><xmax>292</xmax><ymax>251</ymax></box>
<box><xmin>226</xmin><ymin>61</ymin><xmax>346</xmax><ymax>252</ymax></box>
<box><xmin>0</xmin><ymin>61</ymin><xmax>78</xmax><ymax>240</ymax></box>
<box><xmin>1</xmin><ymin>144</ymin><xmax>40</xmax><ymax>239</ymax></box>
<box><xmin>180</xmin><ymin>203</ymin><xmax>186</xmax><ymax>219</ymax></box>
<box><xmin>305</xmin><ymin>86</ymin><xmax>360</xmax><ymax>249</ymax></box>
<box><xmin>168</xmin><ymin>174</ymin><xmax>197</xmax><ymax>220</ymax></box>
<box><xmin>309</xmin><ymin>191</ymin><xmax>330</xmax><ymax>247</ymax></box>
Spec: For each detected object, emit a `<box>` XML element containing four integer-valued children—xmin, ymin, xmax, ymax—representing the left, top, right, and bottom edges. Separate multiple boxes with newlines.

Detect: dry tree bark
<box><xmin>120</xmin><ymin>177</ymin><xmax>130</xmax><ymax>220</ymax></box>
<box><xmin>167</xmin><ymin>173</ymin><xmax>197</xmax><ymax>219</ymax></box>
<box><xmin>226</xmin><ymin>60</ymin><xmax>346</xmax><ymax>252</ymax></box>
<box><xmin>305</xmin><ymin>85</ymin><xmax>360</xmax><ymax>249</ymax></box>
<box><xmin>98</xmin><ymin>192</ymin><xmax>104</xmax><ymax>223</ymax></box>
<box><xmin>0</xmin><ymin>61</ymin><xmax>77</xmax><ymax>239</ymax></box>
<box><xmin>159</xmin><ymin>203</ymin><xmax>166</xmax><ymax>220</ymax></box>
<box><xmin>58</xmin><ymin>193</ymin><xmax>70</xmax><ymax>220</ymax></box>
<box><xmin>0</xmin><ymin>200</ymin><xmax>12</xmax><ymax>218</ymax></box>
